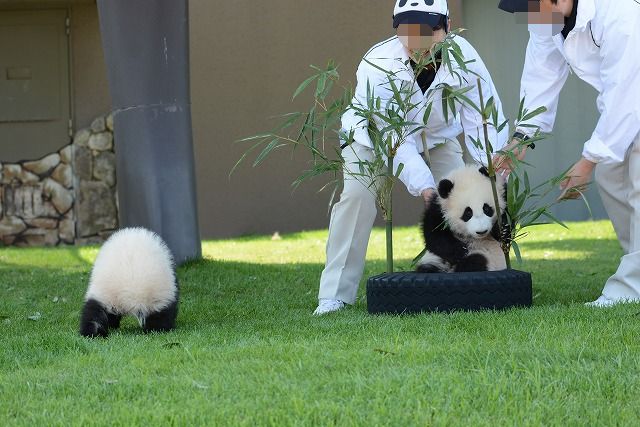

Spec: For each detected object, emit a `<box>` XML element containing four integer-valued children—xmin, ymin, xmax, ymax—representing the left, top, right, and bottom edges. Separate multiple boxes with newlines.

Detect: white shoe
<box><xmin>585</xmin><ymin>295</ymin><xmax>639</xmax><ymax>307</ymax></box>
<box><xmin>313</xmin><ymin>299</ymin><xmax>345</xmax><ymax>315</ymax></box>
<box><xmin>585</xmin><ymin>295</ymin><xmax>617</xmax><ymax>307</ymax></box>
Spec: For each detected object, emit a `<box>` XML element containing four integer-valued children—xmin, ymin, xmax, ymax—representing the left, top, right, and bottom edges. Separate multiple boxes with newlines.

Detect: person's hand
<box><xmin>421</xmin><ymin>188</ymin><xmax>436</xmax><ymax>208</ymax></box>
<box><xmin>558</xmin><ymin>157</ymin><xmax>595</xmax><ymax>201</ymax></box>
<box><xmin>493</xmin><ymin>138</ymin><xmax>528</xmax><ymax>175</ymax></box>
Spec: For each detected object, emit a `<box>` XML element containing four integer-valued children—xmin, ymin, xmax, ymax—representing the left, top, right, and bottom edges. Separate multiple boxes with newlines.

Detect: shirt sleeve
<box><xmin>354</xmin><ymin>60</ymin><xmax>435</xmax><ymax>197</ymax></box>
<box><xmin>582</xmin><ymin>13</ymin><xmax>640</xmax><ymax>164</ymax></box>
<box><xmin>518</xmin><ymin>33</ymin><xmax>570</xmax><ymax>135</ymax></box>
<box><xmin>395</xmin><ymin>140</ymin><xmax>436</xmax><ymax>196</ymax></box>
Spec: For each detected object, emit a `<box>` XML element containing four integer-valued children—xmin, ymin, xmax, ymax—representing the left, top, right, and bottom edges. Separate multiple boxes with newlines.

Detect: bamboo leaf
<box><xmin>453</xmin><ymin>92</ymin><xmax>482</xmax><ymax>115</ymax></box>
<box><xmin>236</xmin><ymin>133</ymin><xmax>275</xmax><ymax>143</ymax></box>
<box><xmin>512</xmin><ymin>241</ymin><xmax>523</xmax><ymax>264</ymax></box>
<box><xmin>522</xmin><ymin>106</ymin><xmax>548</xmax><ymax>122</ymax></box>
<box><xmin>423</xmin><ymin>102</ymin><xmax>433</xmax><ymax>124</ymax></box>
<box><xmin>542</xmin><ymin>211</ymin><xmax>568</xmax><ymax>229</ymax></box>
<box><xmin>483</xmin><ymin>96</ymin><xmax>495</xmax><ymax>118</ymax></box>
<box><xmin>469</xmin><ymin>136</ymin><xmax>483</xmax><ymax>149</ymax></box>
<box><xmin>315</xmin><ymin>73</ymin><xmax>328</xmax><ymax>99</ymax></box>
<box><xmin>292</xmin><ymin>74</ymin><xmax>318</xmax><ymax>100</ymax></box>
<box><xmin>253</xmin><ymin>139</ymin><xmax>285</xmax><ymax>167</ymax></box>
<box><xmin>497</xmin><ymin>119</ymin><xmax>509</xmax><ymax>133</ymax></box>
<box><xmin>517</xmin><ymin>97</ymin><xmax>525</xmax><ymax>122</ymax></box>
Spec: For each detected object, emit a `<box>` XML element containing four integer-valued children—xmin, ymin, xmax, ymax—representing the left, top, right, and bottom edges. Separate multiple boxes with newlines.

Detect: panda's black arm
<box><xmin>425</xmin><ymin>229</ymin><xmax>468</xmax><ymax>265</ymax></box>
<box><xmin>421</xmin><ymin>202</ymin><xmax>468</xmax><ymax>265</ymax></box>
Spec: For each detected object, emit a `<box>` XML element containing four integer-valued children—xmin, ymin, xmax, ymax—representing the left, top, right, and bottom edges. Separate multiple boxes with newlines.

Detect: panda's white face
<box><xmin>454</xmin><ymin>200</ymin><xmax>496</xmax><ymax>239</ymax></box>
<box><xmin>438</xmin><ymin>166</ymin><xmax>505</xmax><ymax>241</ymax></box>
<box><xmin>395</xmin><ymin>0</ymin><xmax>439</xmax><ymax>15</ymax></box>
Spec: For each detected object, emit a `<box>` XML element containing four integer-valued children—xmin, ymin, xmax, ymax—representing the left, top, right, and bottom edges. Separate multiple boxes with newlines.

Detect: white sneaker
<box><xmin>585</xmin><ymin>295</ymin><xmax>640</xmax><ymax>307</ymax></box>
<box><xmin>585</xmin><ymin>295</ymin><xmax>617</xmax><ymax>308</ymax></box>
<box><xmin>313</xmin><ymin>299</ymin><xmax>345</xmax><ymax>315</ymax></box>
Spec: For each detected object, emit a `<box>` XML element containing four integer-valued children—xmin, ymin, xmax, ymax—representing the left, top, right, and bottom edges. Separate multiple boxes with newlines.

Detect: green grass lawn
<box><xmin>1</xmin><ymin>220</ymin><xmax>639</xmax><ymax>426</ymax></box>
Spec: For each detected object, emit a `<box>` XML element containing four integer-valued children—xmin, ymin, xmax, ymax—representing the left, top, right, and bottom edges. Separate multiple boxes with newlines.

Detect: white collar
<box><xmin>366</xmin><ymin>36</ymin><xmax>452</xmax><ymax>83</ymax></box>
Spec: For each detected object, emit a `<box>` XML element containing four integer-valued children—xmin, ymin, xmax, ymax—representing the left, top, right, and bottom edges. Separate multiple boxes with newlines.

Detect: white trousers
<box><xmin>318</xmin><ymin>141</ymin><xmax>465</xmax><ymax>304</ymax></box>
<box><xmin>595</xmin><ymin>136</ymin><xmax>640</xmax><ymax>301</ymax></box>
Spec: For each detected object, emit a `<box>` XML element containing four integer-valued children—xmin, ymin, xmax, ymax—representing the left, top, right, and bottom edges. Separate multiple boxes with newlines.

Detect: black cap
<box><xmin>393</xmin><ymin>11</ymin><xmax>447</xmax><ymax>29</ymax></box>
<box><xmin>498</xmin><ymin>0</ymin><xmax>534</xmax><ymax>13</ymax></box>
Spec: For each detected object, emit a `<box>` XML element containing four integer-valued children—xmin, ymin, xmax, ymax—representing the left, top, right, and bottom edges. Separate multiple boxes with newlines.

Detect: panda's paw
<box><xmin>454</xmin><ymin>254</ymin><xmax>489</xmax><ymax>272</ymax></box>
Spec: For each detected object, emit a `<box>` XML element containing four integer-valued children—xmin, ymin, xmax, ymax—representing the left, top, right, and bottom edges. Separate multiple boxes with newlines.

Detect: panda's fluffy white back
<box><xmin>86</xmin><ymin>227</ymin><xmax>176</xmax><ymax>316</ymax></box>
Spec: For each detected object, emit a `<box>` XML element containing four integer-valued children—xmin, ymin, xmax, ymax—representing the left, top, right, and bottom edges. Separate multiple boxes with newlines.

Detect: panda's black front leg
<box><xmin>79</xmin><ymin>299</ymin><xmax>110</xmax><ymax>338</ymax></box>
<box><xmin>454</xmin><ymin>253</ymin><xmax>489</xmax><ymax>272</ymax></box>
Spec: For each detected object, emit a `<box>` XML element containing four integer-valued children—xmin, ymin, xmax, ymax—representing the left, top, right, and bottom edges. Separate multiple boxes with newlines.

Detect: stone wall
<box><xmin>0</xmin><ymin>113</ymin><xmax>118</xmax><ymax>247</ymax></box>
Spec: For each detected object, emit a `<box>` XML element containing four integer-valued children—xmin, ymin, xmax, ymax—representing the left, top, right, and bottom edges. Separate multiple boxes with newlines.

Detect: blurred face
<box><xmin>514</xmin><ymin>0</ymin><xmax>572</xmax><ymax>36</ymax></box>
<box><xmin>397</xmin><ymin>23</ymin><xmax>446</xmax><ymax>55</ymax></box>
<box><xmin>520</xmin><ymin>0</ymin><xmax>572</xmax><ymax>23</ymax></box>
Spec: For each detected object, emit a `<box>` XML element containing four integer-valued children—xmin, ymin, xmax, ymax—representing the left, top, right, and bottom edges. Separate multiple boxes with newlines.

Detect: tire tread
<box><xmin>366</xmin><ymin>270</ymin><xmax>532</xmax><ymax>314</ymax></box>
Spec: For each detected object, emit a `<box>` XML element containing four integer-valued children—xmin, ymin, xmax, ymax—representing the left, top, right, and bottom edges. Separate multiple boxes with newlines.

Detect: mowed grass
<box><xmin>1</xmin><ymin>221</ymin><xmax>639</xmax><ymax>426</ymax></box>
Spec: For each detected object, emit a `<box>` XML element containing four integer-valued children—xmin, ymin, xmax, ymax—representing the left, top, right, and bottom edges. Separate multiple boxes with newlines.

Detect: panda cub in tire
<box><xmin>79</xmin><ymin>227</ymin><xmax>179</xmax><ymax>338</ymax></box>
<box><xmin>417</xmin><ymin>166</ymin><xmax>509</xmax><ymax>273</ymax></box>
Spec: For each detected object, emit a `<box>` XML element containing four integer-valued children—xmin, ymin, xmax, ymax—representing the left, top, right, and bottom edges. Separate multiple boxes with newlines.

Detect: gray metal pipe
<box><xmin>97</xmin><ymin>0</ymin><xmax>201</xmax><ymax>263</ymax></box>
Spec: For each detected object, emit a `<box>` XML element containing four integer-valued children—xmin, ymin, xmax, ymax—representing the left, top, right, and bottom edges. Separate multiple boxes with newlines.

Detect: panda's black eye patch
<box><xmin>483</xmin><ymin>203</ymin><xmax>494</xmax><ymax>217</ymax></box>
<box><xmin>461</xmin><ymin>207</ymin><xmax>473</xmax><ymax>222</ymax></box>
<box><xmin>399</xmin><ymin>0</ymin><xmax>408</xmax><ymax>6</ymax></box>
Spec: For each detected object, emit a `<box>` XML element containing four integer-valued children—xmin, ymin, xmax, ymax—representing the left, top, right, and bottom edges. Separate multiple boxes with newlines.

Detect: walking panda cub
<box><xmin>416</xmin><ymin>166</ymin><xmax>509</xmax><ymax>273</ymax></box>
<box><xmin>79</xmin><ymin>227</ymin><xmax>179</xmax><ymax>338</ymax></box>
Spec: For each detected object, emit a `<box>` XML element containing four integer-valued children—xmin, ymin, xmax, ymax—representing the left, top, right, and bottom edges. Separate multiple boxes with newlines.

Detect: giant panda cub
<box><xmin>79</xmin><ymin>227</ymin><xmax>179</xmax><ymax>338</ymax></box>
<box><xmin>416</xmin><ymin>166</ymin><xmax>509</xmax><ymax>273</ymax></box>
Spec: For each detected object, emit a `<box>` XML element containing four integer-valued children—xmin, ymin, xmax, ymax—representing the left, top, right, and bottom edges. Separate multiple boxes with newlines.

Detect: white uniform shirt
<box><xmin>342</xmin><ymin>35</ymin><xmax>508</xmax><ymax>196</ymax></box>
<box><xmin>519</xmin><ymin>0</ymin><xmax>640</xmax><ymax>164</ymax></box>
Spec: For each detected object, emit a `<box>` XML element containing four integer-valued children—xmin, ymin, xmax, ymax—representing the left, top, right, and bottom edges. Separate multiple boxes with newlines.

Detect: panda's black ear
<box><xmin>438</xmin><ymin>179</ymin><xmax>454</xmax><ymax>199</ymax></box>
<box><xmin>479</xmin><ymin>166</ymin><xmax>490</xmax><ymax>178</ymax></box>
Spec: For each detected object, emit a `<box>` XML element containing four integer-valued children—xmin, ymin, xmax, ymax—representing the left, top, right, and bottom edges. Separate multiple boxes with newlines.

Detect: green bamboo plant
<box><xmin>234</xmin><ymin>30</ymin><xmax>589</xmax><ymax>273</ymax></box>
<box><xmin>463</xmin><ymin>80</ymin><xmax>591</xmax><ymax>268</ymax></box>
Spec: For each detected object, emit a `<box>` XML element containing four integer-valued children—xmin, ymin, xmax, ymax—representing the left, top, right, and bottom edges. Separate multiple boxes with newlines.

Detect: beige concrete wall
<box><xmin>2</xmin><ymin>0</ymin><xmax>467</xmax><ymax>239</ymax></box>
<box><xmin>190</xmin><ymin>0</ymin><xmax>464</xmax><ymax>238</ymax></box>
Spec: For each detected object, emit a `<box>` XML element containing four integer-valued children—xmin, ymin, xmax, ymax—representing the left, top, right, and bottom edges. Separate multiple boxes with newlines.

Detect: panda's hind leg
<box><xmin>417</xmin><ymin>263</ymin><xmax>447</xmax><ymax>273</ymax></box>
<box><xmin>143</xmin><ymin>299</ymin><xmax>178</xmax><ymax>333</ymax></box>
<box><xmin>454</xmin><ymin>253</ymin><xmax>489</xmax><ymax>272</ymax></box>
<box><xmin>107</xmin><ymin>312</ymin><xmax>122</xmax><ymax>329</ymax></box>
<box><xmin>416</xmin><ymin>251</ymin><xmax>450</xmax><ymax>273</ymax></box>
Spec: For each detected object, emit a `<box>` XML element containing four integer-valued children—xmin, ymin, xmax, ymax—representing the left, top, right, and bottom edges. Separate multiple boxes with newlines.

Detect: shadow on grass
<box><xmin>178</xmin><ymin>251</ymin><xmax>616</xmax><ymax>321</ymax></box>
<box><xmin>0</xmin><ymin>237</ymin><xmax>622</xmax><ymax>336</ymax></box>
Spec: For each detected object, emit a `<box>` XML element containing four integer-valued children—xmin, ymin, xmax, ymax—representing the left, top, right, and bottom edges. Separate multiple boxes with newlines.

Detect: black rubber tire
<box><xmin>366</xmin><ymin>269</ymin><xmax>532</xmax><ymax>314</ymax></box>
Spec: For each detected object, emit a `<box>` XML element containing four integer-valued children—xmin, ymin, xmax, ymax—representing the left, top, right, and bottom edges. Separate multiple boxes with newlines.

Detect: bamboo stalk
<box><xmin>476</xmin><ymin>78</ymin><xmax>511</xmax><ymax>270</ymax></box>
<box><xmin>421</xmin><ymin>133</ymin><xmax>431</xmax><ymax>168</ymax></box>
<box><xmin>386</xmin><ymin>158</ymin><xmax>394</xmax><ymax>273</ymax></box>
